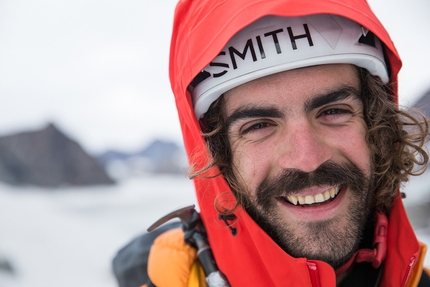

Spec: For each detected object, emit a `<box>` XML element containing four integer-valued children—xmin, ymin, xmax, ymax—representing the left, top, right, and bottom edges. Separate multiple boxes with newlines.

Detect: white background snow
<box><xmin>0</xmin><ymin>175</ymin><xmax>197</xmax><ymax>287</ymax></box>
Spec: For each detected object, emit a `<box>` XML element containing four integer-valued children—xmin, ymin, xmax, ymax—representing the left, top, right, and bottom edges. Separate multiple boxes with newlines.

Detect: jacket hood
<box><xmin>169</xmin><ymin>0</ymin><xmax>419</xmax><ymax>286</ymax></box>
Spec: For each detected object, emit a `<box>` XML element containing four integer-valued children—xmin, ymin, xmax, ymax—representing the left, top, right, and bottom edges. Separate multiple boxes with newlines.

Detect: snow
<box><xmin>0</xmin><ymin>175</ymin><xmax>196</xmax><ymax>287</ymax></box>
<box><xmin>0</xmin><ymin>173</ymin><xmax>429</xmax><ymax>287</ymax></box>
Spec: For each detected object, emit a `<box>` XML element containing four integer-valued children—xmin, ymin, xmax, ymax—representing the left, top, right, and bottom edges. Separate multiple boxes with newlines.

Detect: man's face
<box><xmin>223</xmin><ymin>64</ymin><xmax>373</xmax><ymax>269</ymax></box>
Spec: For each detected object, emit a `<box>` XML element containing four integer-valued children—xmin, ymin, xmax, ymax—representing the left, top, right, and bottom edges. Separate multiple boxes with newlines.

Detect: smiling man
<box><xmin>141</xmin><ymin>0</ymin><xmax>430</xmax><ymax>286</ymax></box>
<box><xmin>223</xmin><ymin>64</ymin><xmax>372</xmax><ymax>270</ymax></box>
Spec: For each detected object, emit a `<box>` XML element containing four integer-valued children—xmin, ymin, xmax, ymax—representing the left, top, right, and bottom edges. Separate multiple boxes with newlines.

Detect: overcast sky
<box><xmin>1</xmin><ymin>0</ymin><xmax>429</xmax><ymax>154</ymax></box>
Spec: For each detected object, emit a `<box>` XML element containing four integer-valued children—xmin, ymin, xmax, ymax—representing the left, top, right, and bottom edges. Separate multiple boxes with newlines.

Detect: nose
<box><xmin>277</xmin><ymin>120</ymin><xmax>333</xmax><ymax>173</ymax></box>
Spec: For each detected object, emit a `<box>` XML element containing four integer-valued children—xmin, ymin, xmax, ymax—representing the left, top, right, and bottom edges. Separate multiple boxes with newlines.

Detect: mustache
<box><xmin>256</xmin><ymin>161</ymin><xmax>369</xmax><ymax>206</ymax></box>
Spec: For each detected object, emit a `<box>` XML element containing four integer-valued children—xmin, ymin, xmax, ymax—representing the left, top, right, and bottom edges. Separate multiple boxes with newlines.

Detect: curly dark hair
<box><xmin>190</xmin><ymin>67</ymin><xmax>429</xmax><ymax>214</ymax></box>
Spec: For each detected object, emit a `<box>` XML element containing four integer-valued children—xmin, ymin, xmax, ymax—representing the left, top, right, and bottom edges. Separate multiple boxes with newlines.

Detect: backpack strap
<box><xmin>418</xmin><ymin>267</ymin><xmax>430</xmax><ymax>287</ymax></box>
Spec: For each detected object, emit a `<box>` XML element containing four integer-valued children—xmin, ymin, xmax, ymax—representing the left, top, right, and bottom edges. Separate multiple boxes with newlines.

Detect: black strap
<box><xmin>338</xmin><ymin>262</ymin><xmax>382</xmax><ymax>287</ymax></box>
<box><xmin>418</xmin><ymin>269</ymin><xmax>430</xmax><ymax>287</ymax></box>
<box><xmin>112</xmin><ymin>221</ymin><xmax>181</xmax><ymax>287</ymax></box>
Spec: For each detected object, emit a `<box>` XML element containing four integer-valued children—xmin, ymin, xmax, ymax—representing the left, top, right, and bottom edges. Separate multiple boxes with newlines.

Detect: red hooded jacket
<box><xmin>169</xmin><ymin>0</ymin><xmax>425</xmax><ymax>286</ymax></box>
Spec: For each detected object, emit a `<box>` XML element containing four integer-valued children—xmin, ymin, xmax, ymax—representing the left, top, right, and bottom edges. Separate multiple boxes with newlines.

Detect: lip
<box><xmin>277</xmin><ymin>185</ymin><xmax>348</xmax><ymax>221</ymax></box>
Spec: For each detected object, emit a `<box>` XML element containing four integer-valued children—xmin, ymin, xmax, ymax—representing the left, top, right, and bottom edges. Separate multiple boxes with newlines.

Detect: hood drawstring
<box><xmin>218</xmin><ymin>214</ymin><xmax>238</xmax><ymax>236</ymax></box>
<box><xmin>336</xmin><ymin>212</ymin><xmax>388</xmax><ymax>276</ymax></box>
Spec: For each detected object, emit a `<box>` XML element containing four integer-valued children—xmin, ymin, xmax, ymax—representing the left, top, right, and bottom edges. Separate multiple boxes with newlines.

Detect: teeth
<box><xmin>314</xmin><ymin>193</ymin><xmax>324</xmax><ymax>203</ymax></box>
<box><xmin>298</xmin><ymin>196</ymin><xmax>305</xmax><ymax>205</ymax></box>
<box><xmin>289</xmin><ymin>196</ymin><xmax>298</xmax><ymax>205</ymax></box>
<box><xmin>323</xmin><ymin>189</ymin><xmax>331</xmax><ymax>201</ymax></box>
<box><xmin>304</xmin><ymin>195</ymin><xmax>314</xmax><ymax>204</ymax></box>
<box><xmin>286</xmin><ymin>186</ymin><xmax>340</xmax><ymax>206</ymax></box>
<box><xmin>329</xmin><ymin>187</ymin><xmax>336</xmax><ymax>198</ymax></box>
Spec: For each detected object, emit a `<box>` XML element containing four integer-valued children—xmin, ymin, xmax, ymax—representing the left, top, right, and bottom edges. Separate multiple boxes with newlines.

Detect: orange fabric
<box><xmin>404</xmin><ymin>243</ymin><xmax>428</xmax><ymax>287</ymax></box>
<box><xmin>147</xmin><ymin>228</ymin><xmax>197</xmax><ymax>287</ymax></box>
<box><xmin>169</xmin><ymin>0</ymin><xmax>423</xmax><ymax>286</ymax></box>
<box><xmin>188</xmin><ymin>260</ymin><xmax>207</xmax><ymax>287</ymax></box>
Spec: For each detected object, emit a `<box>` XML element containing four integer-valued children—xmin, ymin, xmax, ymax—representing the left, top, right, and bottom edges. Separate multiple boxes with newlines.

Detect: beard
<box><xmin>241</xmin><ymin>160</ymin><xmax>374</xmax><ymax>270</ymax></box>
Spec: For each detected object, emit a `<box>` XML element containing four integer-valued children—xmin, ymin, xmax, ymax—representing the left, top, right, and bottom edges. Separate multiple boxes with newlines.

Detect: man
<box><xmin>133</xmin><ymin>0</ymin><xmax>430</xmax><ymax>286</ymax></box>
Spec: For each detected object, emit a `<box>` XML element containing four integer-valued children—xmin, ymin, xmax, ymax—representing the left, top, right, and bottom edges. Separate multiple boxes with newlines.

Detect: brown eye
<box><xmin>241</xmin><ymin>122</ymin><xmax>272</xmax><ymax>134</ymax></box>
<box><xmin>321</xmin><ymin>108</ymin><xmax>350</xmax><ymax>116</ymax></box>
<box><xmin>318</xmin><ymin>107</ymin><xmax>353</xmax><ymax>124</ymax></box>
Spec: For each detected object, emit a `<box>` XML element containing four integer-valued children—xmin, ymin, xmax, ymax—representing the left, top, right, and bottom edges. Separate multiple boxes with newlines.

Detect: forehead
<box><xmin>223</xmin><ymin>64</ymin><xmax>360</xmax><ymax>112</ymax></box>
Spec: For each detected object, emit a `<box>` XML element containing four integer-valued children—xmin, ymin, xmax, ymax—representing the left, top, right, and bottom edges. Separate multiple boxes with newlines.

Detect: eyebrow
<box><xmin>225</xmin><ymin>86</ymin><xmax>361</xmax><ymax>130</ymax></box>
<box><xmin>225</xmin><ymin>107</ymin><xmax>283</xmax><ymax>130</ymax></box>
<box><xmin>304</xmin><ymin>87</ymin><xmax>361</xmax><ymax>113</ymax></box>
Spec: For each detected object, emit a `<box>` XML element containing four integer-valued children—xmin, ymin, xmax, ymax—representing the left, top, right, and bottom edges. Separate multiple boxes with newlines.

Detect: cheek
<box><xmin>331</xmin><ymin>124</ymin><xmax>371</xmax><ymax>175</ymax></box>
<box><xmin>231</xmin><ymin>142</ymin><xmax>273</xmax><ymax>195</ymax></box>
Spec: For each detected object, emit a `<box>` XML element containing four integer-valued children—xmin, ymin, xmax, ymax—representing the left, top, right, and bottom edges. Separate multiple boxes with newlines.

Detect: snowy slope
<box><xmin>0</xmin><ymin>175</ymin><xmax>196</xmax><ymax>287</ymax></box>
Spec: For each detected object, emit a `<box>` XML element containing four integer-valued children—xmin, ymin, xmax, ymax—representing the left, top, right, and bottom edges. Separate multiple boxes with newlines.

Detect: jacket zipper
<box><xmin>307</xmin><ymin>262</ymin><xmax>321</xmax><ymax>287</ymax></box>
<box><xmin>401</xmin><ymin>256</ymin><xmax>416</xmax><ymax>287</ymax></box>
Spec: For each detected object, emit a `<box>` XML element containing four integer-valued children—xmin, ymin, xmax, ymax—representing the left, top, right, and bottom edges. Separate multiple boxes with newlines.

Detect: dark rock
<box><xmin>0</xmin><ymin>123</ymin><xmax>115</xmax><ymax>187</ymax></box>
<box><xmin>137</xmin><ymin>140</ymin><xmax>179</xmax><ymax>159</ymax></box>
<box><xmin>0</xmin><ymin>256</ymin><xmax>14</xmax><ymax>275</ymax></box>
<box><xmin>97</xmin><ymin>150</ymin><xmax>131</xmax><ymax>166</ymax></box>
<box><xmin>137</xmin><ymin>140</ymin><xmax>187</xmax><ymax>174</ymax></box>
<box><xmin>97</xmin><ymin>139</ymin><xmax>188</xmax><ymax>176</ymax></box>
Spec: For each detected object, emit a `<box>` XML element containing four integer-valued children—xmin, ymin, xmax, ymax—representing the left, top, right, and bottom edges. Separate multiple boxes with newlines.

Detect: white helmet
<box><xmin>189</xmin><ymin>14</ymin><xmax>388</xmax><ymax>119</ymax></box>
